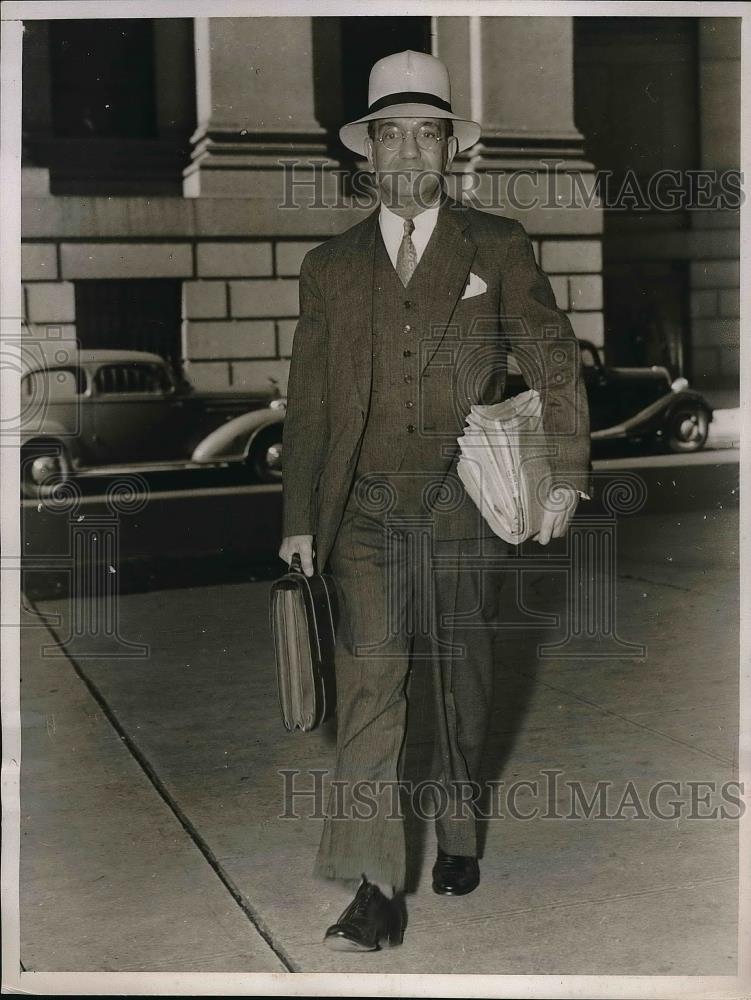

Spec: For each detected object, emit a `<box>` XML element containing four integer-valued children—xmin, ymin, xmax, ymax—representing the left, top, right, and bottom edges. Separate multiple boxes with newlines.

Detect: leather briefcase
<box><xmin>269</xmin><ymin>553</ymin><xmax>338</xmax><ymax>732</ymax></box>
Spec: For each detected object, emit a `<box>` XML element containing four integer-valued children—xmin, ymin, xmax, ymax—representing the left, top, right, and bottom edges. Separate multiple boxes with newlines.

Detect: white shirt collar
<box><xmin>378</xmin><ymin>201</ymin><xmax>441</xmax><ymax>269</ymax></box>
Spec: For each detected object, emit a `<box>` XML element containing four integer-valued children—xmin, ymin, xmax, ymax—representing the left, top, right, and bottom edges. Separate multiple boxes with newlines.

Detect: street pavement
<box><xmin>16</xmin><ymin>450</ymin><xmax>741</xmax><ymax>977</ymax></box>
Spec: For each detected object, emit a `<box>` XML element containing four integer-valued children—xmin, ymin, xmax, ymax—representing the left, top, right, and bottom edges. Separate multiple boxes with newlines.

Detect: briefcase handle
<box><xmin>289</xmin><ymin>551</ymin><xmax>320</xmax><ymax>576</ymax></box>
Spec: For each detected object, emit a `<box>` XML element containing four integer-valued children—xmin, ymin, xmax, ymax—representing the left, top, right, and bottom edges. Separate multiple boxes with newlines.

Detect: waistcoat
<box><xmin>356</xmin><ymin>224</ymin><xmax>442</xmax><ymax>475</ymax></box>
<box><xmin>353</xmin><ymin>223</ymin><xmax>455</xmax><ymax>520</ymax></box>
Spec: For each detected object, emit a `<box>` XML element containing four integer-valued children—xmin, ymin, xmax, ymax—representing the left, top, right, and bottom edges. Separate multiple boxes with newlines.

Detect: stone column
<box><xmin>435</xmin><ymin>16</ymin><xmax>603</xmax><ymax>348</ymax></box>
<box><xmin>183</xmin><ymin>16</ymin><xmax>339</xmax><ymax>197</ymax></box>
<box><xmin>436</xmin><ymin>17</ymin><xmax>585</xmax><ymax>164</ymax></box>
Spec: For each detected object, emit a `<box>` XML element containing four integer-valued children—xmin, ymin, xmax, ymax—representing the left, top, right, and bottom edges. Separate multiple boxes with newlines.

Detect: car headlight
<box><xmin>671</xmin><ymin>377</ymin><xmax>689</xmax><ymax>392</ymax></box>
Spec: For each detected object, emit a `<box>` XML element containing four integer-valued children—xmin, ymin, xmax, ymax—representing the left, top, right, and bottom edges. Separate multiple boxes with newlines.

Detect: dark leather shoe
<box><xmin>324</xmin><ymin>876</ymin><xmax>404</xmax><ymax>952</ymax></box>
<box><xmin>432</xmin><ymin>848</ymin><xmax>480</xmax><ymax>896</ymax></box>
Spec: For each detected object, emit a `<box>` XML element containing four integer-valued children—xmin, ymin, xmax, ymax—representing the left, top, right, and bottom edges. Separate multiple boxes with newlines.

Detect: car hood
<box><xmin>608</xmin><ymin>365</ymin><xmax>672</xmax><ymax>383</ymax></box>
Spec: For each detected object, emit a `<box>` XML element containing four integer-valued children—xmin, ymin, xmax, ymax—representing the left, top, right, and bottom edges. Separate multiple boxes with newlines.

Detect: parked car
<box><xmin>505</xmin><ymin>339</ymin><xmax>712</xmax><ymax>452</ymax></box>
<box><xmin>239</xmin><ymin>339</ymin><xmax>713</xmax><ymax>485</ymax></box>
<box><xmin>556</xmin><ymin>339</ymin><xmax>713</xmax><ymax>453</ymax></box>
<box><xmin>20</xmin><ymin>349</ymin><xmax>285</xmax><ymax>497</ymax></box>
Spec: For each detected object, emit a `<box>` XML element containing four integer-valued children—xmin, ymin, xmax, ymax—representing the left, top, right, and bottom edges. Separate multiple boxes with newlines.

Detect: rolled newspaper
<box><xmin>456</xmin><ymin>389</ymin><xmax>556</xmax><ymax>544</ymax></box>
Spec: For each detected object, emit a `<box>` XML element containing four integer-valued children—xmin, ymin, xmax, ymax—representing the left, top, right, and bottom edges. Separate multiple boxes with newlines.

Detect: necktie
<box><xmin>396</xmin><ymin>218</ymin><xmax>417</xmax><ymax>287</ymax></box>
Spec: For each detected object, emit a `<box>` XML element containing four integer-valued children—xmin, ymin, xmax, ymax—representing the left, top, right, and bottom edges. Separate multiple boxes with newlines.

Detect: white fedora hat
<box><xmin>339</xmin><ymin>49</ymin><xmax>481</xmax><ymax>156</ymax></box>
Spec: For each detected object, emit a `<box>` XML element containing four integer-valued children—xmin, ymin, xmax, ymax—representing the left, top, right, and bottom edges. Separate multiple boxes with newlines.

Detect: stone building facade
<box><xmin>20</xmin><ymin>15</ymin><xmax>740</xmax><ymax>395</ymax></box>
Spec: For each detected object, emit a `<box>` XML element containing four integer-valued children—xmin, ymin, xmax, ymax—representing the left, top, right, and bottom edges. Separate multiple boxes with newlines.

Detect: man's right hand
<box><xmin>279</xmin><ymin>534</ymin><xmax>315</xmax><ymax>577</ymax></box>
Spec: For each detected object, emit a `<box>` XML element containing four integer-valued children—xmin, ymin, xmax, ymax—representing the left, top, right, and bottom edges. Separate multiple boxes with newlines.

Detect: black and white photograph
<box><xmin>1</xmin><ymin>1</ymin><xmax>748</xmax><ymax>995</ymax></box>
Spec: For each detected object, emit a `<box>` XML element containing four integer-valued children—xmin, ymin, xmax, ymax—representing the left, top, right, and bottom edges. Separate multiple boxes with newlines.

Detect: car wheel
<box><xmin>21</xmin><ymin>443</ymin><xmax>72</xmax><ymax>499</ymax></box>
<box><xmin>247</xmin><ymin>426</ymin><xmax>283</xmax><ymax>483</ymax></box>
<box><xmin>664</xmin><ymin>405</ymin><xmax>710</xmax><ymax>453</ymax></box>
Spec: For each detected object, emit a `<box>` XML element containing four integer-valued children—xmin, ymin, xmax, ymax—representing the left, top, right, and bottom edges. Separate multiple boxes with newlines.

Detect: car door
<box><xmin>92</xmin><ymin>362</ymin><xmax>182</xmax><ymax>463</ymax></box>
<box><xmin>23</xmin><ymin>364</ymin><xmax>94</xmax><ymax>458</ymax></box>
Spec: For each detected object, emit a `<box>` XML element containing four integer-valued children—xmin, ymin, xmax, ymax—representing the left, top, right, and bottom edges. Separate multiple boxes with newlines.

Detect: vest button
<box><xmin>405</xmin><ymin>400</ymin><xmax>414</xmax><ymax>409</ymax></box>
<box><xmin>404</xmin><ymin>300</ymin><xmax>412</xmax><ymax>308</ymax></box>
<box><xmin>407</xmin><ymin>424</ymin><xmax>416</xmax><ymax>433</ymax></box>
<box><xmin>404</xmin><ymin>374</ymin><xmax>412</xmax><ymax>383</ymax></box>
<box><xmin>404</xmin><ymin>324</ymin><xmax>412</xmax><ymax>333</ymax></box>
<box><xmin>403</xmin><ymin>349</ymin><xmax>411</xmax><ymax>357</ymax></box>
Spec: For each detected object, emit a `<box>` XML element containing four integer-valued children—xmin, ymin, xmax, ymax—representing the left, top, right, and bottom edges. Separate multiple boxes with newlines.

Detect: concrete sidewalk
<box><xmin>707</xmin><ymin>408</ymin><xmax>741</xmax><ymax>449</ymax></box>
<box><xmin>18</xmin><ymin>499</ymin><xmax>740</xmax><ymax>975</ymax></box>
<box><xmin>18</xmin><ymin>607</ymin><xmax>287</xmax><ymax>973</ymax></box>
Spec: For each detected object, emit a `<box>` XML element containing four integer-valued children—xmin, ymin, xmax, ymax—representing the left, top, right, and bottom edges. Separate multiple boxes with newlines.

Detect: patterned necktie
<box><xmin>395</xmin><ymin>218</ymin><xmax>417</xmax><ymax>287</ymax></box>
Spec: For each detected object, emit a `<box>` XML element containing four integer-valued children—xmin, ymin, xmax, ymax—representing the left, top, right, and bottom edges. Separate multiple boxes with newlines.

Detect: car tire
<box><xmin>21</xmin><ymin>442</ymin><xmax>72</xmax><ymax>499</ymax></box>
<box><xmin>247</xmin><ymin>426</ymin><xmax>283</xmax><ymax>483</ymax></box>
<box><xmin>664</xmin><ymin>405</ymin><xmax>710</xmax><ymax>453</ymax></box>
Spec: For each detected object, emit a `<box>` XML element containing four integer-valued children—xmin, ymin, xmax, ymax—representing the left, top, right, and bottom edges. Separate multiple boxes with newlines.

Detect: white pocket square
<box><xmin>461</xmin><ymin>272</ymin><xmax>487</xmax><ymax>300</ymax></box>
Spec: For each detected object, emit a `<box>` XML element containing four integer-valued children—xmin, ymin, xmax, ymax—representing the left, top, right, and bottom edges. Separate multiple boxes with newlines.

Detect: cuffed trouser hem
<box><xmin>313</xmin><ymin>854</ymin><xmax>405</xmax><ymax>892</ymax></box>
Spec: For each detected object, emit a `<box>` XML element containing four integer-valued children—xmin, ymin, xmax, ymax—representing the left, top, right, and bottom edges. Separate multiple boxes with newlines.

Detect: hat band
<box><xmin>367</xmin><ymin>91</ymin><xmax>453</xmax><ymax>115</ymax></box>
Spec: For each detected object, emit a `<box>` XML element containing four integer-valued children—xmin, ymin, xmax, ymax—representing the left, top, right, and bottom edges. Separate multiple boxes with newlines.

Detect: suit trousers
<box><xmin>313</xmin><ymin>474</ymin><xmax>511</xmax><ymax>891</ymax></box>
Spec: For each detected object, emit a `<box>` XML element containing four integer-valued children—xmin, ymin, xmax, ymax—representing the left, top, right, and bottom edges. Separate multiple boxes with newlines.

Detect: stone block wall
<box><xmin>602</xmin><ymin>215</ymin><xmax>739</xmax><ymax>387</ymax></box>
<box><xmin>536</xmin><ymin>239</ymin><xmax>604</xmax><ymax>348</ymax></box>
<box><xmin>22</xmin><ymin>230</ymin><xmax>603</xmax><ymax>393</ymax></box>
<box><xmin>20</xmin><ymin>233</ymin><xmax>326</xmax><ymax>394</ymax></box>
<box><xmin>689</xmin><ymin>259</ymin><xmax>740</xmax><ymax>382</ymax></box>
<box><xmin>22</xmin><ymin>213</ymin><xmax>603</xmax><ymax>395</ymax></box>
<box><xmin>181</xmin><ymin>240</ymin><xmax>320</xmax><ymax>392</ymax></box>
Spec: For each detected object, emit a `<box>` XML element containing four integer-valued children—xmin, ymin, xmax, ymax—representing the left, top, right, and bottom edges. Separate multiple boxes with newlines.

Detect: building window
<box><xmin>50</xmin><ymin>19</ymin><xmax>158</xmax><ymax>139</ymax></box>
<box><xmin>74</xmin><ymin>279</ymin><xmax>183</xmax><ymax>373</ymax></box>
<box><xmin>23</xmin><ymin>19</ymin><xmax>196</xmax><ymax>194</ymax></box>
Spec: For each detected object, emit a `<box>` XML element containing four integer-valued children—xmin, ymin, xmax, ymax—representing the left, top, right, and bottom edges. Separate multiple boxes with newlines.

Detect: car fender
<box><xmin>591</xmin><ymin>390</ymin><xmax>712</xmax><ymax>441</ymax></box>
<box><xmin>191</xmin><ymin>407</ymin><xmax>284</xmax><ymax>463</ymax></box>
<box><xmin>21</xmin><ymin>422</ymin><xmax>85</xmax><ymax>465</ymax></box>
<box><xmin>662</xmin><ymin>389</ymin><xmax>714</xmax><ymax>422</ymax></box>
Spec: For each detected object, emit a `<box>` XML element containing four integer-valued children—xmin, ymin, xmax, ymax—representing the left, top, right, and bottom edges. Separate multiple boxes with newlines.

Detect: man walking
<box><xmin>279</xmin><ymin>49</ymin><xmax>591</xmax><ymax>951</ymax></box>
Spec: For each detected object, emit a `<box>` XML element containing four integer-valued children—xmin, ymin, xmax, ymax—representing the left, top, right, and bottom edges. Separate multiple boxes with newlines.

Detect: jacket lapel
<box><xmin>420</xmin><ymin>197</ymin><xmax>476</xmax><ymax>371</ymax></box>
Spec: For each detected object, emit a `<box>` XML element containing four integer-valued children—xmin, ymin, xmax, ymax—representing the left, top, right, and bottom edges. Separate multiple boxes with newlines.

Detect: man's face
<box><xmin>364</xmin><ymin>117</ymin><xmax>458</xmax><ymax>215</ymax></box>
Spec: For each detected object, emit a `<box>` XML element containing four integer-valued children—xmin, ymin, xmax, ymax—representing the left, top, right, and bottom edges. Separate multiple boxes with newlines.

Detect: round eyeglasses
<box><xmin>375</xmin><ymin>125</ymin><xmax>445</xmax><ymax>152</ymax></box>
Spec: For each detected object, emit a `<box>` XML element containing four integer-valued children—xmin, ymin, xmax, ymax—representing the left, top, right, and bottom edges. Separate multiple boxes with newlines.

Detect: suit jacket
<box><xmin>282</xmin><ymin>194</ymin><xmax>592</xmax><ymax>572</ymax></box>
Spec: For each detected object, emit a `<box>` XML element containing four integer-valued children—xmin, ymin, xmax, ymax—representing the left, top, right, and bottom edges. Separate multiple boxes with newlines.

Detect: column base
<box><xmin>447</xmin><ymin>160</ymin><xmax>601</xmax><ymax>236</ymax></box>
<box><xmin>466</xmin><ymin>128</ymin><xmax>586</xmax><ymax>168</ymax></box>
<box><xmin>183</xmin><ymin>129</ymin><xmax>340</xmax><ymax>197</ymax></box>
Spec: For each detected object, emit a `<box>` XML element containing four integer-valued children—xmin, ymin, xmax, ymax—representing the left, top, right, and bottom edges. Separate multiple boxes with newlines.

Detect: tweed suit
<box><xmin>282</xmin><ymin>193</ymin><xmax>592</xmax><ymax>889</ymax></box>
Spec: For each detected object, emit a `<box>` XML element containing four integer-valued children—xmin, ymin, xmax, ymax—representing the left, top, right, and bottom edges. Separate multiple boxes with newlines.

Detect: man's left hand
<box><xmin>532</xmin><ymin>485</ymin><xmax>580</xmax><ymax>546</ymax></box>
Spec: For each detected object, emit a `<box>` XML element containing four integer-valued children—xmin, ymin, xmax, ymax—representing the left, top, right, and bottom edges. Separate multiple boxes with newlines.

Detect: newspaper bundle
<box><xmin>456</xmin><ymin>389</ymin><xmax>555</xmax><ymax>545</ymax></box>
